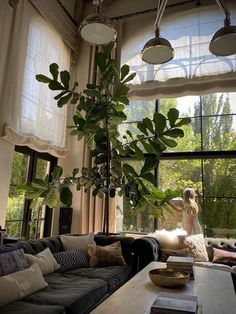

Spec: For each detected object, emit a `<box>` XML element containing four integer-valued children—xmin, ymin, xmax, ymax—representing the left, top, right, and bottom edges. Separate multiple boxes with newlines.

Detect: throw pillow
<box><xmin>0</xmin><ymin>263</ymin><xmax>48</xmax><ymax>307</ymax></box>
<box><xmin>148</xmin><ymin>228</ymin><xmax>187</xmax><ymax>249</ymax></box>
<box><xmin>25</xmin><ymin>247</ymin><xmax>59</xmax><ymax>275</ymax></box>
<box><xmin>160</xmin><ymin>248</ymin><xmax>190</xmax><ymax>262</ymax></box>
<box><xmin>0</xmin><ymin>248</ymin><xmax>28</xmax><ymax>277</ymax></box>
<box><xmin>212</xmin><ymin>247</ymin><xmax>236</xmax><ymax>266</ymax></box>
<box><xmin>88</xmin><ymin>241</ymin><xmax>126</xmax><ymax>267</ymax></box>
<box><xmin>178</xmin><ymin>234</ymin><xmax>209</xmax><ymax>262</ymax></box>
<box><xmin>53</xmin><ymin>249</ymin><xmax>89</xmax><ymax>272</ymax></box>
<box><xmin>61</xmin><ymin>233</ymin><xmax>95</xmax><ymax>251</ymax></box>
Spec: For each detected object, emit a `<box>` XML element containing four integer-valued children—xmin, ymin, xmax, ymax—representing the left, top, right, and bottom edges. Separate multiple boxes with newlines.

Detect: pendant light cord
<box><xmin>216</xmin><ymin>0</ymin><xmax>231</xmax><ymax>27</ymax></box>
<box><xmin>153</xmin><ymin>0</ymin><xmax>168</xmax><ymax>30</ymax></box>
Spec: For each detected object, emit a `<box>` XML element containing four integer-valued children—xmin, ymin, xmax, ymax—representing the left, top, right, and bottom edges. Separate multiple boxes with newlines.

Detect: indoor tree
<box><xmin>17</xmin><ymin>43</ymin><xmax>191</xmax><ymax>235</ymax></box>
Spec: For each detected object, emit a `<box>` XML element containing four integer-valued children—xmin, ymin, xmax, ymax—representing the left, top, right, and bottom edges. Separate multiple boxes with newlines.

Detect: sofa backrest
<box><xmin>3</xmin><ymin>236</ymin><xmax>63</xmax><ymax>254</ymax></box>
<box><xmin>205</xmin><ymin>237</ymin><xmax>236</xmax><ymax>261</ymax></box>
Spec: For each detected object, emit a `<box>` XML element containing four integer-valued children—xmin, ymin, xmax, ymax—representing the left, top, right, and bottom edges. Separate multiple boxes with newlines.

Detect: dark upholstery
<box><xmin>0</xmin><ymin>302</ymin><xmax>65</xmax><ymax>314</ymax></box>
<box><xmin>0</xmin><ymin>234</ymin><xmax>157</xmax><ymax>313</ymax></box>
<box><xmin>65</xmin><ymin>265</ymin><xmax>131</xmax><ymax>292</ymax></box>
<box><xmin>24</xmin><ymin>272</ymin><xmax>107</xmax><ymax>314</ymax></box>
<box><xmin>132</xmin><ymin>236</ymin><xmax>160</xmax><ymax>271</ymax></box>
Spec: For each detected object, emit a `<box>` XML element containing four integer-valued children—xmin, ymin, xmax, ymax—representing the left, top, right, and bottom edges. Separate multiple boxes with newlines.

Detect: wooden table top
<box><xmin>90</xmin><ymin>262</ymin><xmax>236</xmax><ymax>314</ymax></box>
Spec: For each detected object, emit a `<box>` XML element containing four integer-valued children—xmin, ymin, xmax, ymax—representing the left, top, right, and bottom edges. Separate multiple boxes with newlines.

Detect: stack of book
<box><xmin>166</xmin><ymin>256</ymin><xmax>194</xmax><ymax>279</ymax></box>
<box><xmin>150</xmin><ymin>292</ymin><xmax>198</xmax><ymax>314</ymax></box>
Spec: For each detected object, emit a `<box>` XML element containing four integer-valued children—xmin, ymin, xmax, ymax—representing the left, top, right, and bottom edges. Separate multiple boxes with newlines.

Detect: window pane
<box><xmin>203</xmin><ymin>198</ymin><xmax>236</xmax><ymax>238</ymax></box>
<box><xmin>203</xmin><ymin>158</ymin><xmax>236</xmax><ymax>197</ymax></box>
<box><xmin>124</xmin><ymin>100</ymin><xmax>155</xmax><ymax>122</ymax></box>
<box><xmin>35</xmin><ymin>158</ymin><xmax>50</xmax><ymax>180</ymax></box>
<box><xmin>10</xmin><ymin>152</ymin><xmax>29</xmax><ymax>185</ymax></box>
<box><xmin>5</xmin><ymin>221</ymin><xmax>23</xmax><ymax>238</ymax></box>
<box><xmin>160</xmin><ymin>96</ymin><xmax>200</xmax><ymax>118</ymax></box>
<box><xmin>202</xmin><ymin>93</ymin><xmax>236</xmax><ymax>116</ymax></box>
<box><xmin>202</xmin><ymin>115</ymin><xmax>236</xmax><ymax>151</ymax></box>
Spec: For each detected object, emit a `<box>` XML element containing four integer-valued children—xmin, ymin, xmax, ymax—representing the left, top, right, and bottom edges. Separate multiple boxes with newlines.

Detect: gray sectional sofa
<box><xmin>0</xmin><ymin>234</ymin><xmax>153</xmax><ymax>314</ymax></box>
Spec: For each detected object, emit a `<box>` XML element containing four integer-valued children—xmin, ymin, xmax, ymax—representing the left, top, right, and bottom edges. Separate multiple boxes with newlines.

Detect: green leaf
<box><xmin>95</xmin><ymin>52</ymin><xmax>106</xmax><ymax>71</ymax></box>
<box><xmin>143</xmin><ymin>117</ymin><xmax>154</xmax><ymax>134</ymax></box>
<box><xmin>36</xmin><ymin>74</ymin><xmax>51</xmax><ymax>83</ymax></box>
<box><xmin>164</xmin><ymin>128</ymin><xmax>184</xmax><ymax>138</ymax></box>
<box><xmin>60</xmin><ymin>70</ymin><xmax>70</xmax><ymax>89</ymax></box>
<box><xmin>122</xmin><ymin>72</ymin><xmax>136</xmax><ymax>84</ymax></box>
<box><xmin>54</xmin><ymin>91</ymin><xmax>68</xmax><ymax>100</ymax></box>
<box><xmin>175</xmin><ymin>117</ymin><xmax>191</xmax><ymax>127</ymax></box>
<box><xmin>120</xmin><ymin>64</ymin><xmax>130</xmax><ymax>81</ymax></box>
<box><xmin>154</xmin><ymin>112</ymin><xmax>166</xmax><ymax>134</ymax></box>
<box><xmin>72</xmin><ymin>168</ymin><xmax>79</xmax><ymax>177</ymax></box>
<box><xmin>87</xmin><ymin>84</ymin><xmax>96</xmax><ymax>89</ymax></box>
<box><xmin>60</xmin><ymin>187</ymin><xmax>72</xmax><ymax>207</ymax></box>
<box><xmin>58</xmin><ymin>93</ymin><xmax>72</xmax><ymax>107</ymax></box>
<box><xmin>115</xmin><ymin>84</ymin><xmax>129</xmax><ymax>98</ymax></box>
<box><xmin>141</xmin><ymin>156</ymin><xmax>158</xmax><ymax>174</ymax></box>
<box><xmin>52</xmin><ymin>166</ymin><xmax>63</xmax><ymax>180</ymax></box>
<box><xmin>126</xmin><ymin>130</ymin><xmax>133</xmax><ymax>139</ymax></box>
<box><xmin>160</xmin><ymin>136</ymin><xmax>177</xmax><ymax>147</ymax></box>
<box><xmin>123</xmin><ymin>164</ymin><xmax>139</xmax><ymax>178</ymax></box>
<box><xmin>49</xmin><ymin>81</ymin><xmax>64</xmax><ymax>91</ymax></box>
<box><xmin>49</xmin><ymin>63</ymin><xmax>59</xmax><ymax>80</ymax></box>
<box><xmin>137</xmin><ymin>122</ymin><xmax>148</xmax><ymax>136</ymax></box>
<box><xmin>103</xmin><ymin>42</ymin><xmax>115</xmax><ymax>58</ymax></box>
<box><xmin>141</xmin><ymin>172</ymin><xmax>156</xmax><ymax>185</ymax></box>
<box><xmin>168</xmin><ymin>108</ymin><xmax>179</xmax><ymax>127</ymax></box>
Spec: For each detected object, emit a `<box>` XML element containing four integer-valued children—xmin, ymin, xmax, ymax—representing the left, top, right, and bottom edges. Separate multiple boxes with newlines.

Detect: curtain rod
<box><xmin>111</xmin><ymin>0</ymin><xmax>202</xmax><ymax>21</ymax></box>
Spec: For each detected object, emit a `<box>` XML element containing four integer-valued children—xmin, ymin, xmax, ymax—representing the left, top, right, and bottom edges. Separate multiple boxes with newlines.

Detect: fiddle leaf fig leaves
<box><xmin>27</xmin><ymin>43</ymin><xmax>191</xmax><ymax>221</ymax></box>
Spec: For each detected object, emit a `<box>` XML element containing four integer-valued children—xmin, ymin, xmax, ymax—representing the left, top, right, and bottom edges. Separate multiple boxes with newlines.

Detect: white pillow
<box><xmin>0</xmin><ymin>263</ymin><xmax>48</xmax><ymax>307</ymax></box>
<box><xmin>61</xmin><ymin>233</ymin><xmax>95</xmax><ymax>251</ymax></box>
<box><xmin>25</xmin><ymin>248</ymin><xmax>59</xmax><ymax>275</ymax></box>
<box><xmin>148</xmin><ymin>228</ymin><xmax>187</xmax><ymax>249</ymax></box>
<box><xmin>179</xmin><ymin>233</ymin><xmax>209</xmax><ymax>262</ymax></box>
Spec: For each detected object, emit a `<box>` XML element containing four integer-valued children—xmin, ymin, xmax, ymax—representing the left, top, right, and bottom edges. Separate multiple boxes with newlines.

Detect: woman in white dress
<box><xmin>168</xmin><ymin>188</ymin><xmax>203</xmax><ymax>235</ymax></box>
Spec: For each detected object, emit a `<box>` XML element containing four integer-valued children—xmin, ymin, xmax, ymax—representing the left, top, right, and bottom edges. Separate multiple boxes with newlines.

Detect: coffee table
<box><xmin>90</xmin><ymin>262</ymin><xmax>236</xmax><ymax>314</ymax></box>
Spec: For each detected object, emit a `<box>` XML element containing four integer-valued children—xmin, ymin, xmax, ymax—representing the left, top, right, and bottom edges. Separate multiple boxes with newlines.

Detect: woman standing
<box><xmin>168</xmin><ymin>188</ymin><xmax>203</xmax><ymax>235</ymax></box>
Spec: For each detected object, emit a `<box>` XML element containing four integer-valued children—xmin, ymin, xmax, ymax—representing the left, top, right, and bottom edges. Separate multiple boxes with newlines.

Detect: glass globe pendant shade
<box><xmin>79</xmin><ymin>13</ymin><xmax>117</xmax><ymax>45</ymax></box>
<box><xmin>141</xmin><ymin>28</ymin><xmax>174</xmax><ymax>64</ymax></box>
<box><xmin>209</xmin><ymin>24</ymin><xmax>236</xmax><ymax>56</ymax></box>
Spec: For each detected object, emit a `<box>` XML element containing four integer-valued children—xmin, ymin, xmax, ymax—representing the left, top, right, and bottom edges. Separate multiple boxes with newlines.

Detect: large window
<box><xmin>5</xmin><ymin>146</ymin><xmax>57</xmax><ymax>240</ymax></box>
<box><xmin>116</xmin><ymin>92</ymin><xmax>236</xmax><ymax>238</ymax></box>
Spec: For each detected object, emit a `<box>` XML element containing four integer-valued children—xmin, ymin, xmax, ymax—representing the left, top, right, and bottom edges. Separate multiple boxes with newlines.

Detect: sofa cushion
<box><xmin>0</xmin><ymin>302</ymin><xmax>65</xmax><ymax>314</ymax></box>
<box><xmin>88</xmin><ymin>241</ymin><xmax>126</xmax><ymax>267</ymax></box>
<box><xmin>65</xmin><ymin>265</ymin><xmax>132</xmax><ymax>292</ymax></box>
<box><xmin>0</xmin><ymin>248</ymin><xmax>28</xmax><ymax>276</ymax></box>
<box><xmin>179</xmin><ymin>234</ymin><xmax>209</xmax><ymax>262</ymax></box>
<box><xmin>24</xmin><ymin>272</ymin><xmax>108</xmax><ymax>314</ymax></box>
<box><xmin>53</xmin><ymin>249</ymin><xmax>89</xmax><ymax>272</ymax></box>
<box><xmin>194</xmin><ymin>261</ymin><xmax>233</xmax><ymax>272</ymax></box>
<box><xmin>212</xmin><ymin>247</ymin><xmax>236</xmax><ymax>266</ymax></box>
<box><xmin>0</xmin><ymin>263</ymin><xmax>48</xmax><ymax>307</ymax></box>
<box><xmin>25</xmin><ymin>248</ymin><xmax>60</xmax><ymax>275</ymax></box>
<box><xmin>61</xmin><ymin>233</ymin><xmax>95</xmax><ymax>252</ymax></box>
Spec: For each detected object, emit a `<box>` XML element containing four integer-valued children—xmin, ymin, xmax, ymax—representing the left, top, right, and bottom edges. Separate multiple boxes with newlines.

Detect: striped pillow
<box><xmin>0</xmin><ymin>248</ymin><xmax>28</xmax><ymax>277</ymax></box>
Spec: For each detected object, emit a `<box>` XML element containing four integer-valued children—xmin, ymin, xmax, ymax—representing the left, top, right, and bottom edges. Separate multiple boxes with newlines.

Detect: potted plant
<box><xmin>17</xmin><ymin>43</ymin><xmax>190</xmax><ymax>235</ymax></box>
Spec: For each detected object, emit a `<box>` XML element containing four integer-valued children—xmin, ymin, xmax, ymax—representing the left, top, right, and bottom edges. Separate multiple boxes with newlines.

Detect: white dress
<box><xmin>181</xmin><ymin>204</ymin><xmax>203</xmax><ymax>235</ymax></box>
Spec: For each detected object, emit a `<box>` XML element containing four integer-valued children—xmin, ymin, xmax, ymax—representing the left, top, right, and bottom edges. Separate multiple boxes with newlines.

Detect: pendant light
<box><xmin>141</xmin><ymin>0</ymin><xmax>174</xmax><ymax>64</ymax></box>
<box><xmin>209</xmin><ymin>0</ymin><xmax>236</xmax><ymax>56</ymax></box>
<box><xmin>78</xmin><ymin>0</ymin><xmax>117</xmax><ymax>46</ymax></box>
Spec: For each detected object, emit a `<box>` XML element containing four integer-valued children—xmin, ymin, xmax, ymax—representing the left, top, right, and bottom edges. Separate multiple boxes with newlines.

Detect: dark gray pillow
<box><xmin>0</xmin><ymin>248</ymin><xmax>28</xmax><ymax>276</ymax></box>
<box><xmin>53</xmin><ymin>249</ymin><xmax>89</xmax><ymax>272</ymax></box>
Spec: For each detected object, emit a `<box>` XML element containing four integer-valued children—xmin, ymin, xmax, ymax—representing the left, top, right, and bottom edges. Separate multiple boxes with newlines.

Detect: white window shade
<box><xmin>0</xmin><ymin>1</ymin><xmax>70</xmax><ymax>157</ymax></box>
<box><xmin>121</xmin><ymin>4</ymin><xmax>236</xmax><ymax>100</ymax></box>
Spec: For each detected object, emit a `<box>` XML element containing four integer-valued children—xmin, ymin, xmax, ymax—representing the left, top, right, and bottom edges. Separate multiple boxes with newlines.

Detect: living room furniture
<box><xmin>90</xmin><ymin>261</ymin><xmax>236</xmax><ymax>314</ymax></box>
<box><xmin>0</xmin><ymin>234</ymin><xmax>153</xmax><ymax>314</ymax></box>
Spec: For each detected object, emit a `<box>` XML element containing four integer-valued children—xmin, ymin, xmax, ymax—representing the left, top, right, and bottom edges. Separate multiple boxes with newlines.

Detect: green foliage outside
<box><xmin>121</xmin><ymin>93</ymin><xmax>236</xmax><ymax>237</ymax></box>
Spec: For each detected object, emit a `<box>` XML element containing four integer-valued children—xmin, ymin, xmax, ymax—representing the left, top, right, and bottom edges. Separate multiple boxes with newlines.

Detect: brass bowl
<box><xmin>149</xmin><ymin>268</ymin><xmax>190</xmax><ymax>287</ymax></box>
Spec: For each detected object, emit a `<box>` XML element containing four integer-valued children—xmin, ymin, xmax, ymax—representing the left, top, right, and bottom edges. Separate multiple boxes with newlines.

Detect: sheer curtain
<box><xmin>121</xmin><ymin>3</ymin><xmax>236</xmax><ymax>99</ymax></box>
<box><xmin>0</xmin><ymin>0</ymin><xmax>70</xmax><ymax>157</ymax></box>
